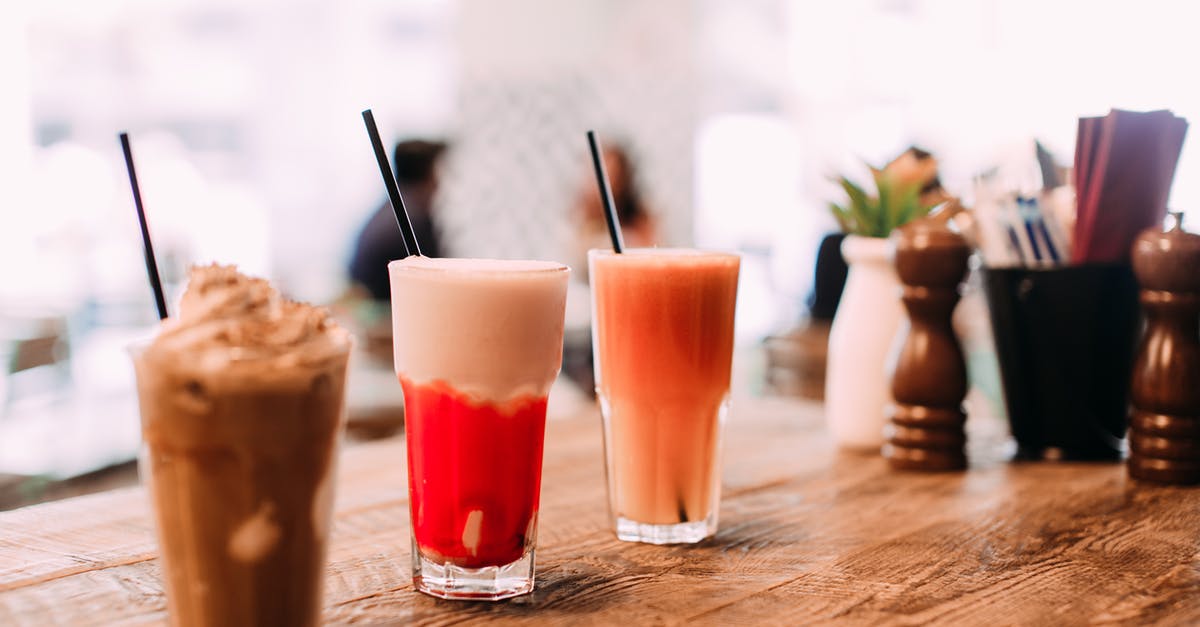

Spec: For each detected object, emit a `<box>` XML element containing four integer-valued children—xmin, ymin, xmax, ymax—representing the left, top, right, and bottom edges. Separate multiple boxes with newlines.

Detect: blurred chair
<box><xmin>762</xmin><ymin>233</ymin><xmax>848</xmax><ymax>401</ymax></box>
<box><xmin>763</xmin><ymin>323</ymin><xmax>829</xmax><ymax>400</ymax></box>
<box><xmin>0</xmin><ymin>314</ymin><xmax>72</xmax><ymax>414</ymax></box>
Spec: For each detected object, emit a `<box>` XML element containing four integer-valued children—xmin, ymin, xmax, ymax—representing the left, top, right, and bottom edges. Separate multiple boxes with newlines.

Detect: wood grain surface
<box><xmin>2</xmin><ymin>397</ymin><xmax>1199</xmax><ymax>626</ymax></box>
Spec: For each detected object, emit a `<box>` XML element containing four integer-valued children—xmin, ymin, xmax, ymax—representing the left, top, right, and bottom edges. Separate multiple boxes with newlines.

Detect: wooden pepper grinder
<box><xmin>885</xmin><ymin>213</ymin><xmax>971</xmax><ymax>471</ymax></box>
<box><xmin>1128</xmin><ymin>212</ymin><xmax>1200</xmax><ymax>484</ymax></box>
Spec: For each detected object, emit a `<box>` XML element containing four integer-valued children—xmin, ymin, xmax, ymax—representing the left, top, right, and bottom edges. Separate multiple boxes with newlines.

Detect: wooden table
<box><xmin>2</xmin><ymin>397</ymin><xmax>1199</xmax><ymax>625</ymax></box>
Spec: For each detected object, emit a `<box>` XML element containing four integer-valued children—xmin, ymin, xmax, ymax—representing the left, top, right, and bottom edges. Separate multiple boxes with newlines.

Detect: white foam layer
<box><xmin>389</xmin><ymin>257</ymin><xmax>570</xmax><ymax>402</ymax></box>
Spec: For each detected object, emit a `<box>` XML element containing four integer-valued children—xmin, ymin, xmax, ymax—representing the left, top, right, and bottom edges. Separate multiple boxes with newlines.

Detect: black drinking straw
<box><xmin>587</xmin><ymin>130</ymin><xmax>625</xmax><ymax>253</ymax></box>
<box><xmin>362</xmin><ymin>109</ymin><xmax>420</xmax><ymax>258</ymax></box>
<box><xmin>119</xmin><ymin>132</ymin><xmax>169</xmax><ymax>321</ymax></box>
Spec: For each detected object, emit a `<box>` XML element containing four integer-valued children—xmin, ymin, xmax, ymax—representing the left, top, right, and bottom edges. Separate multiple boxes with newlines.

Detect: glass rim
<box><xmin>587</xmin><ymin>247</ymin><xmax>741</xmax><ymax>259</ymax></box>
<box><xmin>388</xmin><ymin>257</ymin><xmax>570</xmax><ymax>275</ymax></box>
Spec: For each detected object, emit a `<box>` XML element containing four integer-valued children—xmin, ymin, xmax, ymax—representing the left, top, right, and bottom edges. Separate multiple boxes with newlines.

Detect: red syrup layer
<box><xmin>400</xmin><ymin>376</ymin><xmax>548</xmax><ymax>568</ymax></box>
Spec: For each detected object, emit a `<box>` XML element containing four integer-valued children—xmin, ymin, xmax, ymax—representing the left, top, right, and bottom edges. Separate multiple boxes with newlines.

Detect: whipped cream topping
<box><xmin>144</xmin><ymin>264</ymin><xmax>350</xmax><ymax>379</ymax></box>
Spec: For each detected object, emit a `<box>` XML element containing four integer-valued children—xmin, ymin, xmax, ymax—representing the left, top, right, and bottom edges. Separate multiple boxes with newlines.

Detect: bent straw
<box><xmin>118</xmin><ymin>132</ymin><xmax>169</xmax><ymax>320</ymax></box>
<box><xmin>362</xmin><ymin>109</ymin><xmax>420</xmax><ymax>257</ymax></box>
<box><xmin>587</xmin><ymin>130</ymin><xmax>625</xmax><ymax>253</ymax></box>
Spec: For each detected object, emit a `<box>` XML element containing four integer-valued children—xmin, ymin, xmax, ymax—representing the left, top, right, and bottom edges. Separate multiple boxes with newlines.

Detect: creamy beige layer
<box><xmin>388</xmin><ymin>256</ymin><xmax>569</xmax><ymax>403</ymax></box>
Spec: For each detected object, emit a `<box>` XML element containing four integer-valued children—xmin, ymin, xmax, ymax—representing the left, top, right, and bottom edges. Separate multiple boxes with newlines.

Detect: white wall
<box><xmin>439</xmin><ymin>0</ymin><xmax>698</xmax><ymax>269</ymax></box>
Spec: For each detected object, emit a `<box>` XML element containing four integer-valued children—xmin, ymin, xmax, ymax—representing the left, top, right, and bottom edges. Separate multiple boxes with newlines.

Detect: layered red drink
<box><xmin>389</xmin><ymin>257</ymin><xmax>569</xmax><ymax>600</ymax></box>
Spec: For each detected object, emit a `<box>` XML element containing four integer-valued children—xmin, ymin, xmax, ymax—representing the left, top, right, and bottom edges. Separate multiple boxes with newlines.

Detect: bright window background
<box><xmin>2</xmin><ymin>0</ymin><xmax>456</xmax><ymax>310</ymax></box>
<box><xmin>5</xmin><ymin>0</ymin><xmax>1199</xmax><ymax>311</ymax></box>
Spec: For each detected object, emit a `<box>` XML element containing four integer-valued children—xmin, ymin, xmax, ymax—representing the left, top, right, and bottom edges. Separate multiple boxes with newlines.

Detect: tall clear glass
<box><xmin>389</xmin><ymin>257</ymin><xmax>569</xmax><ymax>600</ymax></box>
<box><xmin>589</xmin><ymin>248</ymin><xmax>740</xmax><ymax>544</ymax></box>
<box><xmin>132</xmin><ymin>340</ymin><xmax>351</xmax><ymax>627</ymax></box>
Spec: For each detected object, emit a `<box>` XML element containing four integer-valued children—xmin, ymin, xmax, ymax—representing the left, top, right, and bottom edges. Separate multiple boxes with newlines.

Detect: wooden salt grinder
<box><xmin>885</xmin><ymin>215</ymin><xmax>971</xmax><ymax>471</ymax></box>
<box><xmin>1128</xmin><ymin>213</ymin><xmax>1200</xmax><ymax>484</ymax></box>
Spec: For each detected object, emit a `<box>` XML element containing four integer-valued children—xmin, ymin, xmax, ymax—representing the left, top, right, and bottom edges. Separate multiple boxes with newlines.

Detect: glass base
<box><xmin>614</xmin><ymin>510</ymin><xmax>718</xmax><ymax>545</ymax></box>
<box><xmin>411</xmin><ymin>539</ymin><xmax>535</xmax><ymax>601</ymax></box>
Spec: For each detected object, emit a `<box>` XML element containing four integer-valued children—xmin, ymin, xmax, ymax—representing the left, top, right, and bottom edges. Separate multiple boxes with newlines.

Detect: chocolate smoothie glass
<box><xmin>389</xmin><ymin>256</ymin><xmax>569</xmax><ymax>600</ymax></box>
<box><xmin>589</xmin><ymin>248</ymin><xmax>740</xmax><ymax>544</ymax></box>
<box><xmin>132</xmin><ymin>265</ymin><xmax>352</xmax><ymax>627</ymax></box>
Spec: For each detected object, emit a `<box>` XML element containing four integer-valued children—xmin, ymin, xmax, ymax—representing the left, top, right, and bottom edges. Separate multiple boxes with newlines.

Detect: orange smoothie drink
<box><xmin>589</xmin><ymin>248</ymin><xmax>739</xmax><ymax>544</ymax></box>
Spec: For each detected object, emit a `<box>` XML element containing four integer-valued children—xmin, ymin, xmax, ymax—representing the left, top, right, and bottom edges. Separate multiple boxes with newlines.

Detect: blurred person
<box><xmin>572</xmin><ymin>142</ymin><xmax>657</xmax><ymax>279</ymax></box>
<box><xmin>561</xmin><ymin>142</ymin><xmax>657</xmax><ymax>397</ymax></box>
<box><xmin>348</xmin><ymin>140</ymin><xmax>447</xmax><ymax>300</ymax></box>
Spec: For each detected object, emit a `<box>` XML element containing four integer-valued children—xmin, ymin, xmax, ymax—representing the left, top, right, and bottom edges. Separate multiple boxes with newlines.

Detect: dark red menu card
<box><xmin>1071</xmin><ymin>109</ymin><xmax>1188</xmax><ymax>264</ymax></box>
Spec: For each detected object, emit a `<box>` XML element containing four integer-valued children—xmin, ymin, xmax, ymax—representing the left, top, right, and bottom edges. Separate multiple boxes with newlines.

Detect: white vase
<box><xmin>824</xmin><ymin>235</ymin><xmax>903</xmax><ymax>450</ymax></box>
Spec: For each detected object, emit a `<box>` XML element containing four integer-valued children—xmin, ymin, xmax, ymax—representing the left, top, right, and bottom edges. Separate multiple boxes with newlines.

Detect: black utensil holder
<box><xmin>982</xmin><ymin>264</ymin><xmax>1140</xmax><ymax>460</ymax></box>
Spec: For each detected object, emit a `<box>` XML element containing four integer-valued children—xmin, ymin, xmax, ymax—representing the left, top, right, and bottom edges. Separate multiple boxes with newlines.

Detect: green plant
<box><xmin>828</xmin><ymin>171</ymin><xmax>937</xmax><ymax>238</ymax></box>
